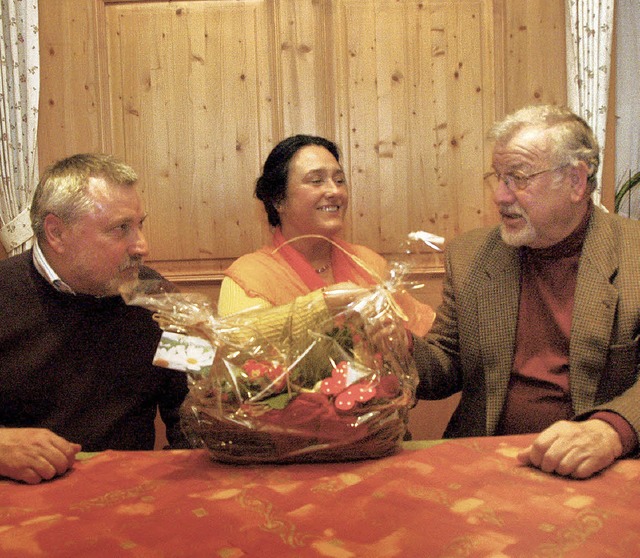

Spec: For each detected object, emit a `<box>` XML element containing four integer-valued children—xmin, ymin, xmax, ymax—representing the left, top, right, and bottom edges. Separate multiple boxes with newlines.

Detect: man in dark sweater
<box><xmin>0</xmin><ymin>153</ymin><xmax>188</xmax><ymax>484</ymax></box>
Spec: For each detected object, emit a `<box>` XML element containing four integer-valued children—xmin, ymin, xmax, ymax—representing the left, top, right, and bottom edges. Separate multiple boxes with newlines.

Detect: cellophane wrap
<box><xmin>124</xmin><ymin>274</ymin><xmax>419</xmax><ymax>464</ymax></box>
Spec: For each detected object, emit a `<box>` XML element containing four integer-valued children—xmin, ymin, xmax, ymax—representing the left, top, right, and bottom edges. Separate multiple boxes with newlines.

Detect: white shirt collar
<box><xmin>32</xmin><ymin>239</ymin><xmax>76</xmax><ymax>295</ymax></box>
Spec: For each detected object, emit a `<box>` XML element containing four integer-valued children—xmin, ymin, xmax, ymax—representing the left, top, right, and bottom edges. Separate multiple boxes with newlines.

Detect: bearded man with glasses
<box><xmin>410</xmin><ymin>104</ymin><xmax>640</xmax><ymax>479</ymax></box>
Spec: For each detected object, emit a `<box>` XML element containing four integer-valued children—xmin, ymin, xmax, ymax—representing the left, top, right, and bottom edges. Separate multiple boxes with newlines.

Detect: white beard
<box><xmin>498</xmin><ymin>205</ymin><xmax>538</xmax><ymax>247</ymax></box>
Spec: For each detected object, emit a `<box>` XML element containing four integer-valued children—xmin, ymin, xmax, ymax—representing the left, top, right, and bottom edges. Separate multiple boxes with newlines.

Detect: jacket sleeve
<box><xmin>413</xmin><ymin>246</ymin><xmax>464</xmax><ymax>400</ymax></box>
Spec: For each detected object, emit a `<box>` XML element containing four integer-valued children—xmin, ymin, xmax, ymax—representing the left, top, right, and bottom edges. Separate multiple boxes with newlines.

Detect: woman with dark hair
<box><xmin>218</xmin><ymin>134</ymin><xmax>434</xmax><ymax>336</ymax></box>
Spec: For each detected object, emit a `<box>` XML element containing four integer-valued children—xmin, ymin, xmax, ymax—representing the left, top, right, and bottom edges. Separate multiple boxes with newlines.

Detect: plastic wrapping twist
<box><xmin>122</xmin><ymin>246</ymin><xmax>431</xmax><ymax>464</ymax></box>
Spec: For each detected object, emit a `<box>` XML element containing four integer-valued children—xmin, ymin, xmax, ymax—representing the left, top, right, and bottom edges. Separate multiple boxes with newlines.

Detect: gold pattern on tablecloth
<box><xmin>1</xmin><ymin>437</ymin><xmax>639</xmax><ymax>557</ymax></box>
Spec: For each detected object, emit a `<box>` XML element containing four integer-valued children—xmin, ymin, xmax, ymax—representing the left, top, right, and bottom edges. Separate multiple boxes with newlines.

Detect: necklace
<box><xmin>314</xmin><ymin>262</ymin><xmax>331</xmax><ymax>274</ymax></box>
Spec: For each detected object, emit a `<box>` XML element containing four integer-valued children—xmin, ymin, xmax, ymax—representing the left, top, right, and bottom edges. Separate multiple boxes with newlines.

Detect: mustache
<box><xmin>119</xmin><ymin>256</ymin><xmax>143</xmax><ymax>272</ymax></box>
<box><xmin>499</xmin><ymin>202</ymin><xmax>524</xmax><ymax>217</ymax></box>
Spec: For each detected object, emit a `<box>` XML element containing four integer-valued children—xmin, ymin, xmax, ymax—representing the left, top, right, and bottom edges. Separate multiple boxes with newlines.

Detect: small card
<box><xmin>153</xmin><ymin>331</ymin><xmax>215</xmax><ymax>375</ymax></box>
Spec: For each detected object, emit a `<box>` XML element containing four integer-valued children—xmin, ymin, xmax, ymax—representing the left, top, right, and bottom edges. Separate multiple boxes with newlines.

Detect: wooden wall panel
<box><xmin>37</xmin><ymin>0</ymin><xmax>567</xmax><ymax>282</ymax></box>
<box><xmin>277</xmin><ymin>0</ymin><xmax>335</xmax><ymax>138</ymax></box>
<box><xmin>38</xmin><ymin>0</ymin><xmax>109</xmax><ymax>164</ymax></box>
<box><xmin>330</xmin><ymin>0</ymin><xmax>499</xmax><ymax>254</ymax></box>
<box><xmin>106</xmin><ymin>2</ymin><xmax>274</xmax><ymax>268</ymax></box>
<box><xmin>499</xmin><ymin>0</ymin><xmax>567</xmax><ymax>112</ymax></box>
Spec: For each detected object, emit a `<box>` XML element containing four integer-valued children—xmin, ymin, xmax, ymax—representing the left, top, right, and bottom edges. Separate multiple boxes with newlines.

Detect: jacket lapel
<box><xmin>476</xmin><ymin>238</ymin><xmax>520</xmax><ymax>434</ymax></box>
<box><xmin>569</xmin><ymin>208</ymin><xmax>619</xmax><ymax>413</ymax></box>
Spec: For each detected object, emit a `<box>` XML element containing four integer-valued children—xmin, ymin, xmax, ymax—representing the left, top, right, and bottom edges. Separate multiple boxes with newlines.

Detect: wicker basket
<box><xmin>180</xmin><ymin>389</ymin><xmax>411</xmax><ymax>464</ymax></box>
<box><xmin>121</xmin><ymin>274</ymin><xmax>420</xmax><ymax>464</ymax></box>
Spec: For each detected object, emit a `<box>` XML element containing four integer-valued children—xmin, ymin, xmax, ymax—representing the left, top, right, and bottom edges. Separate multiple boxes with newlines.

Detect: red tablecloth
<box><xmin>2</xmin><ymin>434</ymin><xmax>639</xmax><ymax>557</ymax></box>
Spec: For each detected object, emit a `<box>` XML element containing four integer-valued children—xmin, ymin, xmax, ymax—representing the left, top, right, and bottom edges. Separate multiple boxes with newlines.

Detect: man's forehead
<box><xmin>512</xmin><ymin>125</ymin><xmax>550</xmax><ymax>146</ymax></box>
<box><xmin>82</xmin><ymin>178</ymin><xmax>143</xmax><ymax>217</ymax></box>
<box><xmin>494</xmin><ymin>127</ymin><xmax>550</xmax><ymax>161</ymax></box>
<box><xmin>85</xmin><ymin>175</ymin><xmax>119</xmax><ymax>196</ymax></box>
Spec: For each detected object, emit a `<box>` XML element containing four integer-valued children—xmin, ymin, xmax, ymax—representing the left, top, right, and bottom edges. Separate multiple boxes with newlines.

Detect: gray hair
<box><xmin>30</xmin><ymin>153</ymin><xmax>138</xmax><ymax>241</ymax></box>
<box><xmin>489</xmin><ymin>104</ymin><xmax>600</xmax><ymax>193</ymax></box>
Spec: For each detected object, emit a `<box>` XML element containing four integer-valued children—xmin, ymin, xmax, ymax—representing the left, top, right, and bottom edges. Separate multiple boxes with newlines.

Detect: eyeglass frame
<box><xmin>483</xmin><ymin>164</ymin><xmax>569</xmax><ymax>192</ymax></box>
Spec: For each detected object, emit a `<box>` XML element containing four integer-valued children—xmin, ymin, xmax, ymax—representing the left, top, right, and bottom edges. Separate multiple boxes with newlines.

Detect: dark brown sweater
<box><xmin>0</xmin><ymin>251</ymin><xmax>188</xmax><ymax>451</ymax></box>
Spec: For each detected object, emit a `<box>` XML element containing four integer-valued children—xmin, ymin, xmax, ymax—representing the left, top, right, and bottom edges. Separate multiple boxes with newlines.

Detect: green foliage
<box><xmin>288</xmin><ymin>326</ymin><xmax>356</xmax><ymax>389</ymax></box>
<box><xmin>614</xmin><ymin>171</ymin><xmax>640</xmax><ymax>214</ymax></box>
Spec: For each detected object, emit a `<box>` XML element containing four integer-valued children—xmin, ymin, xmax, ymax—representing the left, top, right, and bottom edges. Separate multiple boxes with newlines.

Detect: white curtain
<box><xmin>614</xmin><ymin>0</ymin><xmax>640</xmax><ymax>219</ymax></box>
<box><xmin>0</xmin><ymin>0</ymin><xmax>39</xmax><ymax>256</ymax></box>
<box><xmin>565</xmin><ymin>0</ymin><xmax>615</xmax><ymax>210</ymax></box>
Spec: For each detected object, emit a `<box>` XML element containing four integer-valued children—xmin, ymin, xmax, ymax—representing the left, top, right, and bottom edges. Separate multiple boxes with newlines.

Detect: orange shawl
<box><xmin>224</xmin><ymin>231</ymin><xmax>435</xmax><ymax>335</ymax></box>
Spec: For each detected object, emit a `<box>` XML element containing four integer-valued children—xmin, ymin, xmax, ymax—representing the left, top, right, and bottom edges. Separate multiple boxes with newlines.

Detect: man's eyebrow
<box><xmin>109</xmin><ymin>213</ymin><xmax>147</xmax><ymax>227</ymax></box>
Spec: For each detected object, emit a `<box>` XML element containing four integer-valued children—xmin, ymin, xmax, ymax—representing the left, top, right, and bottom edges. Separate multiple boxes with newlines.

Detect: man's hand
<box><xmin>323</xmin><ymin>282</ymin><xmax>411</xmax><ymax>356</ymax></box>
<box><xmin>0</xmin><ymin>428</ymin><xmax>81</xmax><ymax>484</ymax></box>
<box><xmin>517</xmin><ymin>419</ymin><xmax>623</xmax><ymax>479</ymax></box>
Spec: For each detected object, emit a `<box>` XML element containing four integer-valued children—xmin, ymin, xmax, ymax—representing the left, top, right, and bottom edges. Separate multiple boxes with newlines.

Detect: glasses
<box><xmin>484</xmin><ymin>165</ymin><xmax>568</xmax><ymax>192</ymax></box>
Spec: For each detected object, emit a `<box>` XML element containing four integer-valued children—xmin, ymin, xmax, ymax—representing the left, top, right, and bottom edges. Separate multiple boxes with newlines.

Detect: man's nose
<box><xmin>492</xmin><ymin>179</ymin><xmax>516</xmax><ymax>205</ymax></box>
<box><xmin>130</xmin><ymin>228</ymin><xmax>149</xmax><ymax>257</ymax></box>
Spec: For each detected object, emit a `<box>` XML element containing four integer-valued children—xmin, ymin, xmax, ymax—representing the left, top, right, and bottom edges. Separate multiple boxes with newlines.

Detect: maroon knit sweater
<box><xmin>496</xmin><ymin>211</ymin><xmax>637</xmax><ymax>455</ymax></box>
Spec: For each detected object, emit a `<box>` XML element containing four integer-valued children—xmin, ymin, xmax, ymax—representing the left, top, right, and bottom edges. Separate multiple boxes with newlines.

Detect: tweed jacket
<box><xmin>413</xmin><ymin>207</ymin><xmax>640</xmax><ymax>440</ymax></box>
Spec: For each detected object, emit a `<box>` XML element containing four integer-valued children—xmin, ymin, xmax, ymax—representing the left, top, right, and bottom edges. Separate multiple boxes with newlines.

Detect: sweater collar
<box><xmin>32</xmin><ymin>239</ymin><xmax>76</xmax><ymax>295</ymax></box>
<box><xmin>522</xmin><ymin>202</ymin><xmax>593</xmax><ymax>261</ymax></box>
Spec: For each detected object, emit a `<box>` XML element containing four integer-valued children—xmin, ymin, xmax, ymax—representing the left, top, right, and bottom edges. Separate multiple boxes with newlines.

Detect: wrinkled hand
<box><xmin>0</xmin><ymin>428</ymin><xmax>81</xmax><ymax>484</ymax></box>
<box><xmin>517</xmin><ymin>419</ymin><xmax>623</xmax><ymax>479</ymax></box>
<box><xmin>367</xmin><ymin>315</ymin><xmax>411</xmax><ymax>357</ymax></box>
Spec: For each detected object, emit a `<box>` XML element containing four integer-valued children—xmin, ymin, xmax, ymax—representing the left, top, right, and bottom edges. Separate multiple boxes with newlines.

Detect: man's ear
<box><xmin>43</xmin><ymin>213</ymin><xmax>67</xmax><ymax>254</ymax></box>
<box><xmin>568</xmin><ymin>161</ymin><xmax>590</xmax><ymax>203</ymax></box>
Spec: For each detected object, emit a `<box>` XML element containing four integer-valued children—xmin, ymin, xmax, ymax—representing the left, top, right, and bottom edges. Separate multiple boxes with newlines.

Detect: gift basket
<box><xmin>123</xmin><ymin>234</ymin><xmax>441</xmax><ymax>464</ymax></box>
